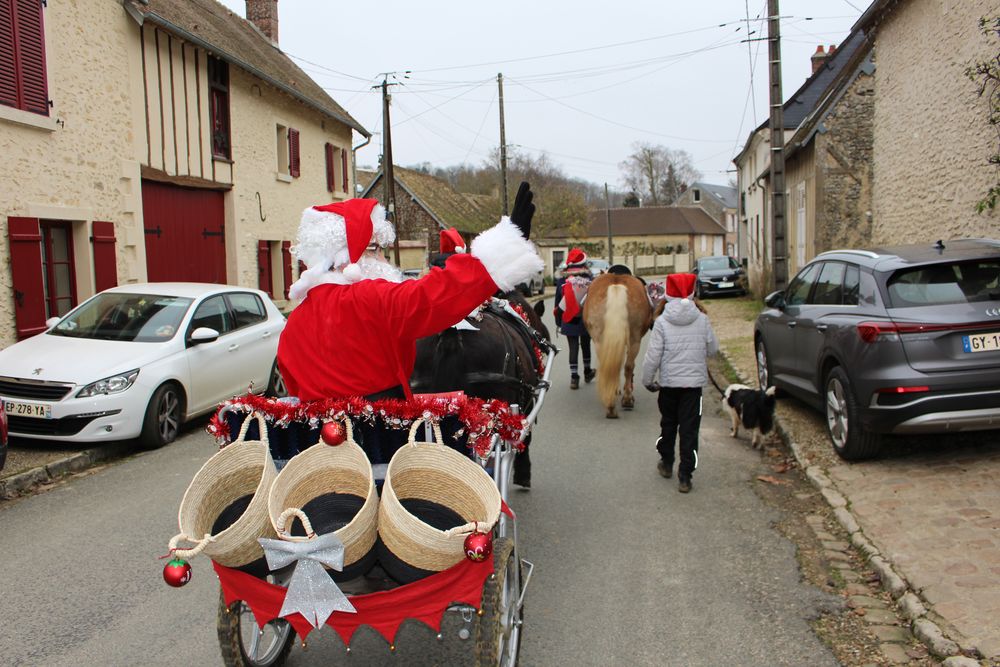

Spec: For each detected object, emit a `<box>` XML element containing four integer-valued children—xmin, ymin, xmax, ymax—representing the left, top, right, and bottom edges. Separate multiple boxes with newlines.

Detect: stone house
<box><xmin>0</xmin><ymin>0</ymin><xmax>367</xmax><ymax>342</ymax></box>
<box><xmin>783</xmin><ymin>28</ymin><xmax>875</xmax><ymax>276</ymax></box>
<box><xmin>539</xmin><ymin>206</ymin><xmax>726</xmax><ymax>277</ymax></box>
<box><xmin>855</xmin><ymin>0</ymin><xmax>997</xmax><ymax>243</ymax></box>
<box><xmin>673</xmin><ymin>182</ymin><xmax>738</xmax><ymax>258</ymax></box>
<box><xmin>358</xmin><ymin>166</ymin><xmax>500</xmax><ymax>270</ymax></box>
<box><xmin>734</xmin><ymin>30</ymin><xmax>868</xmax><ymax>293</ymax></box>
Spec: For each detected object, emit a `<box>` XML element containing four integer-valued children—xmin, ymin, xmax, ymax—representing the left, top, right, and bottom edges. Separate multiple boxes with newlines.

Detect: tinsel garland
<box><xmin>207</xmin><ymin>393</ymin><xmax>527</xmax><ymax>458</ymax></box>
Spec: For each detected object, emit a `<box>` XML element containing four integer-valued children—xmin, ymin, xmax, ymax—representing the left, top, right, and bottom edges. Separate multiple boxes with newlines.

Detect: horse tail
<box><xmin>597</xmin><ymin>284</ymin><xmax>628</xmax><ymax>408</ymax></box>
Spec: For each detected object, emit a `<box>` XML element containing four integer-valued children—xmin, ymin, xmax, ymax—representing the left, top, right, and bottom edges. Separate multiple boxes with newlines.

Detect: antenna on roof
<box><xmin>934</xmin><ymin>239</ymin><xmax>946</xmax><ymax>251</ymax></box>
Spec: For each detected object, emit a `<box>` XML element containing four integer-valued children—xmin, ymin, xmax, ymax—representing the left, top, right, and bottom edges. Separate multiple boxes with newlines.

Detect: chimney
<box><xmin>811</xmin><ymin>45</ymin><xmax>827</xmax><ymax>74</ymax></box>
<box><xmin>246</xmin><ymin>0</ymin><xmax>279</xmax><ymax>45</ymax></box>
<box><xmin>827</xmin><ymin>44</ymin><xmax>837</xmax><ymax>57</ymax></box>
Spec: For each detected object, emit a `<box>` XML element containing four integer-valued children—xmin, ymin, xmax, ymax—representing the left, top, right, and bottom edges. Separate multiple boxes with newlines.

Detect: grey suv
<box><xmin>754</xmin><ymin>239</ymin><xmax>1000</xmax><ymax>460</ymax></box>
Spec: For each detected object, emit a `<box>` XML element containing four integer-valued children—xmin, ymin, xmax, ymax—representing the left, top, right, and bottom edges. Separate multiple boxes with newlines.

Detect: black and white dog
<box><xmin>722</xmin><ymin>384</ymin><xmax>777</xmax><ymax>449</ymax></box>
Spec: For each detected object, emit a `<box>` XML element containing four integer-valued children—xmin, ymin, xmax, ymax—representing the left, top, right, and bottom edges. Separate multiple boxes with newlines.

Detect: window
<box><xmin>887</xmin><ymin>260</ymin><xmax>1000</xmax><ymax>308</ymax></box>
<box><xmin>325</xmin><ymin>143</ymin><xmax>336</xmax><ymax>192</ymax></box>
<box><xmin>208</xmin><ymin>56</ymin><xmax>230</xmax><ymax>159</ymax></box>
<box><xmin>189</xmin><ymin>295</ymin><xmax>232</xmax><ymax>335</ymax></box>
<box><xmin>786</xmin><ymin>263</ymin><xmax>820</xmax><ymax>306</ymax></box>
<box><xmin>843</xmin><ymin>264</ymin><xmax>860</xmax><ymax>306</ymax></box>
<box><xmin>692</xmin><ymin>189</ymin><xmax>701</xmax><ymax>203</ymax></box>
<box><xmin>40</xmin><ymin>220</ymin><xmax>76</xmax><ymax>319</ymax></box>
<box><xmin>811</xmin><ymin>262</ymin><xmax>846</xmax><ymax>305</ymax></box>
<box><xmin>226</xmin><ymin>293</ymin><xmax>266</xmax><ymax>329</ymax></box>
<box><xmin>0</xmin><ymin>0</ymin><xmax>49</xmax><ymax>116</ymax></box>
<box><xmin>276</xmin><ymin>124</ymin><xmax>299</xmax><ymax>178</ymax></box>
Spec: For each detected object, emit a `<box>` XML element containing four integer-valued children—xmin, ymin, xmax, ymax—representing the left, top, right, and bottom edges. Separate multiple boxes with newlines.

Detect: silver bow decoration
<box><xmin>257</xmin><ymin>533</ymin><xmax>356</xmax><ymax>627</ymax></box>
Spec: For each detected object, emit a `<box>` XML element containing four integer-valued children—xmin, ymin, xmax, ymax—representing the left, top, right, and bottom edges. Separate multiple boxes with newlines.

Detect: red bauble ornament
<box><xmin>163</xmin><ymin>558</ymin><xmax>192</xmax><ymax>587</ymax></box>
<box><xmin>464</xmin><ymin>531</ymin><xmax>493</xmax><ymax>562</ymax></box>
<box><xmin>321</xmin><ymin>421</ymin><xmax>346</xmax><ymax>446</ymax></box>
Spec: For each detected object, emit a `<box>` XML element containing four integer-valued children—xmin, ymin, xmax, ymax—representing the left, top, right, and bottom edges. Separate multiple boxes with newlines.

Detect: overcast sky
<box><xmin>218</xmin><ymin>0</ymin><xmax>864</xmax><ymax>190</ymax></box>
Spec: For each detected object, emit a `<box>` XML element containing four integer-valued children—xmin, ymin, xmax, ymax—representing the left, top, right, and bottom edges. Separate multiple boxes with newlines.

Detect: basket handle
<box><xmin>167</xmin><ymin>532</ymin><xmax>216</xmax><ymax>559</ymax></box>
<box><xmin>232</xmin><ymin>412</ymin><xmax>270</xmax><ymax>446</ymax></box>
<box><xmin>407</xmin><ymin>418</ymin><xmax>445</xmax><ymax>446</ymax></box>
<box><xmin>275</xmin><ymin>507</ymin><xmax>316</xmax><ymax>543</ymax></box>
<box><xmin>444</xmin><ymin>520</ymin><xmax>493</xmax><ymax>538</ymax></box>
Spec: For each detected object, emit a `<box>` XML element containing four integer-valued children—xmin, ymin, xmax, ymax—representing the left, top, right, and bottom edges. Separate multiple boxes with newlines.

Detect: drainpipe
<box><xmin>351</xmin><ymin>134</ymin><xmax>372</xmax><ymax>197</ymax></box>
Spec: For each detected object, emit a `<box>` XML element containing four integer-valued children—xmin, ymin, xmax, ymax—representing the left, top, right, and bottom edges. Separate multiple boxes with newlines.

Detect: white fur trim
<box><xmin>342</xmin><ymin>263</ymin><xmax>363</xmax><ymax>282</ymax></box>
<box><xmin>470</xmin><ymin>217</ymin><xmax>545</xmax><ymax>292</ymax></box>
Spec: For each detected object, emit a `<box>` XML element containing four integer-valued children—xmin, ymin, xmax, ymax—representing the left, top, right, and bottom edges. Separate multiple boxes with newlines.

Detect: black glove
<box><xmin>509</xmin><ymin>181</ymin><xmax>535</xmax><ymax>240</ymax></box>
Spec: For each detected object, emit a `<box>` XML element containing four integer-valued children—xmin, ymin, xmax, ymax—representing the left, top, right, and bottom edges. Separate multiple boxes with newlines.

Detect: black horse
<box><xmin>410</xmin><ymin>290</ymin><xmax>550</xmax><ymax>487</ymax></box>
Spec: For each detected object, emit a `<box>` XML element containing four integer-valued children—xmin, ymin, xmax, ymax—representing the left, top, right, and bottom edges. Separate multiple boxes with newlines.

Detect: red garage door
<box><xmin>142</xmin><ymin>180</ymin><xmax>227</xmax><ymax>283</ymax></box>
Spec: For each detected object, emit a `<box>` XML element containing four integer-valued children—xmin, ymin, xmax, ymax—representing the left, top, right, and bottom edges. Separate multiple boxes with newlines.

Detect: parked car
<box><xmin>693</xmin><ymin>255</ymin><xmax>747</xmax><ymax>298</ymax></box>
<box><xmin>517</xmin><ymin>268</ymin><xmax>545</xmax><ymax>296</ymax></box>
<box><xmin>401</xmin><ymin>268</ymin><xmax>422</xmax><ymax>280</ymax></box>
<box><xmin>0</xmin><ymin>283</ymin><xmax>286</xmax><ymax>450</ymax></box>
<box><xmin>754</xmin><ymin>239</ymin><xmax>1000</xmax><ymax>461</ymax></box>
<box><xmin>555</xmin><ymin>257</ymin><xmax>610</xmax><ymax>278</ymax></box>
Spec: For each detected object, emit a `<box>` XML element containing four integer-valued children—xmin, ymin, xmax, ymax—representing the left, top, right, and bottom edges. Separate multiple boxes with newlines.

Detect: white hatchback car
<box><xmin>0</xmin><ymin>283</ymin><xmax>285</xmax><ymax>449</ymax></box>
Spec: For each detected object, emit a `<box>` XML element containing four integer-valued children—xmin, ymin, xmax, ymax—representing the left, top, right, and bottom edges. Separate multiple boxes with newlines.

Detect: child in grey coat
<box><xmin>641</xmin><ymin>273</ymin><xmax>718</xmax><ymax>493</ymax></box>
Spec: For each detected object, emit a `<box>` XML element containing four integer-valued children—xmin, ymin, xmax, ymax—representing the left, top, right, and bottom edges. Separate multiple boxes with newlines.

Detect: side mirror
<box><xmin>189</xmin><ymin>326</ymin><xmax>220</xmax><ymax>345</ymax></box>
<box><xmin>764</xmin><ymin>291</ymin><xmax>786</xmax><ymax>309</ymax></box>
<box><xmin>45</xmin><ymin>317</ymin><xmax>61</xmax><ymax>329</ymax></box>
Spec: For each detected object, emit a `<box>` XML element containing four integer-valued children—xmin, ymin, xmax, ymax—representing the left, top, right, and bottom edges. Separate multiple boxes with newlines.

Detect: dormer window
<box><xmin>693</xmin><ymin>188</ymin><xmax>701</xmax><ymax>203</ymax></box>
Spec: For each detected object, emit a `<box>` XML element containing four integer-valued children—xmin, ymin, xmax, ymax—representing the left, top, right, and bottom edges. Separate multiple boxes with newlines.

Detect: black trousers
<box><xmin>655</xmin><ymin>387</ymin><xmax>702</xmax><ymax>481</ymax></box>
<box><xmin>567</xmin><ymin>333</ymin><xmax>592</xmax><ymax>377</ymax></box>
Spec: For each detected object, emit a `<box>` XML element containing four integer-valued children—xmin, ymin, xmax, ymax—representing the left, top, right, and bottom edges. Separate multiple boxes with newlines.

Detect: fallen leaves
<box><xmin>757</xmin><ymin>474</ymin><xmax>791</xmax><ymax>486</ymax></box>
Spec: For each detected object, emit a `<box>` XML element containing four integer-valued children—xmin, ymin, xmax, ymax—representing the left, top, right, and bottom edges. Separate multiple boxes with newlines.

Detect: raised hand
<box><xmin>509</xmin><ymin>181</ymin><xmax>535</xmax><ymax>240</ymax></box>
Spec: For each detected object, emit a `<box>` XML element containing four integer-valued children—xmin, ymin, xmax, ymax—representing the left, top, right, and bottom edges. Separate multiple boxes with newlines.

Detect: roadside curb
<box><xmin>718</xmin><ymin>349</ymin><xmax>982</xmax><ymax>663</ymax></box>
<box><xmin>0</xmin><ymin>441</ymin><xmax>133</xmax><ymax>500</ymax></box>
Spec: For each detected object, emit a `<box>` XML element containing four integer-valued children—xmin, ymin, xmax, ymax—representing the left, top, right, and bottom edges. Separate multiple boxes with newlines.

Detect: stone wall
<box><xmin>871</xmin><ymin>0</ymin><xmax>997</xmax><ymax>242</ymax></box>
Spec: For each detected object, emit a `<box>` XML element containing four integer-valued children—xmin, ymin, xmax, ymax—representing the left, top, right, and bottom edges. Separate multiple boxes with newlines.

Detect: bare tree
<box><xmin>619</xmin><ymin>142</ymin><xmax>701</xmax><ymax>206</ymax></box>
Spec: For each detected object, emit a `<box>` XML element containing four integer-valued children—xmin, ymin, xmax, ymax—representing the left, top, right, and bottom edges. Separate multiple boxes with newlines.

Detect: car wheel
<box><xmin>139</xmin><ymin>383</ymin><xmax>183</xmax><ymax>450</ymax></box>
<box><xmin>755</xmin><ymin>337</ymin><xmax>774</xmax><ymax>390</ymax></box>
<box><xmin>265</xmin><ymin>361</ymin><xmax>287</xmax><ymax>398</ymax></box>
<box><xmin>825</xmin><ymin>366</ymin><xmax>880</xmax><ymax>461</ymax></box>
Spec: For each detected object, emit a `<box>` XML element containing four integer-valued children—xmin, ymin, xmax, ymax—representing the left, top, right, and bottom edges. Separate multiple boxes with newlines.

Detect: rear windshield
<box><xmin>886</xmin><ymin>260</ymin><xmax>1000</xmax><ymax>307</ymax></box>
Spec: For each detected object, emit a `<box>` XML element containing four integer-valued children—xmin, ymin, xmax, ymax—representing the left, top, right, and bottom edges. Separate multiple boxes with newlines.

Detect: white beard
<box><xmin>351</xmin><ymin>256</ymin><xmax>404</xmax><ymax>283</ymax></box>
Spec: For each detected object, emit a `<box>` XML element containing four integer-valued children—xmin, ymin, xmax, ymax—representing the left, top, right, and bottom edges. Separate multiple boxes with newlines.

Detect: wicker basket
<box><xmin>267</xmin><ymin>419</ymin><xmax>378</xmax><ymax>581</ymax></box>
<box><xmin>377</xmin><ymin>419</ymin><xmax>501</xmax><ymax>584</ymax></box>
<box><xmin>169</xmin><ymin>413</ymin><xmax>277</xmax><ymax>571</ymax></box>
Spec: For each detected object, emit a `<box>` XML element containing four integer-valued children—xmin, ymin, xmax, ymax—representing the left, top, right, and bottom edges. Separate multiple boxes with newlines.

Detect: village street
<box><xmin>0</xmin><ymin>296</ymin><xmax>857</xmax><ymax>667</ymax></box>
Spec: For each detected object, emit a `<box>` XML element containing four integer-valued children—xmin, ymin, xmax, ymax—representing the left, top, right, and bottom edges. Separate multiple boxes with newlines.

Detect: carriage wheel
<box><xmin>217</xmin><ymin>587</ymin><xmax>295</xmax><ymax>667</ymax></box>
<box><xmin>475</xmin><ymin>538</ymin><xmax>523</xmax><ymax>666</ymax></box>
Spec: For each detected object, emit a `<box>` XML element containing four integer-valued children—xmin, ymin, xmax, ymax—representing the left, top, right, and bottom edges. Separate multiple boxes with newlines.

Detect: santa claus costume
<box><xmin>277</xmin><ymin>197</ymin><xmax>543</xmax><ymax>462</ymax></box>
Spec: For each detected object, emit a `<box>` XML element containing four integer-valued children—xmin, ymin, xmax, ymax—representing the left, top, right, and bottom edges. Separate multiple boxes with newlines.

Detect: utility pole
<box><xmin>605</xmin><ymin>183</ymin><xmax>614</xmax><ymax>265</ymax></box>
<box><xmin>767</xmin><ymin>0</ymin><xmax>788</xmax><ymax>290</ymax></box>
<box><xmin>379</xmin><ymin>77</ymin><xmax>401</xmax><ymax>265</ymax></box>
<box><xmin>498</xmin><ymin>73</ymin><xmax>509</xmax><ymax>216</ymax></box>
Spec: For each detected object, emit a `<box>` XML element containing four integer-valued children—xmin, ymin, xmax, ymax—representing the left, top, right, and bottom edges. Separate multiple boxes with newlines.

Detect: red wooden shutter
<box><xmin>12</xmin><ymin>0</ymin><xmax>48</xmax><ymax>115</ymax></box>
<box><xmin>288</xmin><ymin>128</ymin><xmax>300</xmax><ymax>178</ymax></box>
<box><xmin>0</xmin><ymin>2</ymin><xmax>17</xmax><ymax>108</ymax></box>
<box><xmin>341</xmin><ymin>148</ymin><xmax>349</xmax><ymax>193</ymax></box>
<box><xmin>7</xmin><ymin>216</ymin><xmax>46</xmax><ymax>339</ymax></box>
<box><xmin>257</xmin><ymin>240</ymin><xmax>272</xmax><ymax>296</ymax></box>
<box><xmin>324</xmin><ymin>143</ymin><xmax>334</xmax><ymax>192</ymax></box>
<box><xmin>91</xmin><ymin>221</ymin><xmax>117</xmax><ymax>292</ymax></box>
<box><xmin>281</xmin><ymin>241</ymin><xmax>292</xmax><ymax>299</ymax></box>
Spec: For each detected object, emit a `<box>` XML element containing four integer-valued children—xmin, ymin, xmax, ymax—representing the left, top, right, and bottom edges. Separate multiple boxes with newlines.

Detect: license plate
<box><xmin>3</xmin><ymin>399</ymin><xmax>52</xmax><ymax>418</ymax></box>
<box><xmin>718</xmin><ymin>281</ymin><xmax>734</xmax><ymax>288</ymax></box>
<box><xmin>962</xmin><ymin>332</ymin><xmax>1000</xmax><ymax>353</ymax></box>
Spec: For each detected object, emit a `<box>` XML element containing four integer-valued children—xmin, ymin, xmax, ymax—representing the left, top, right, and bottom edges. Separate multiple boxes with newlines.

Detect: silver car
<box><xmin>754</xmin><ymin>239</ymin><xmax>1000</xmax><ymax>460</ymax></box>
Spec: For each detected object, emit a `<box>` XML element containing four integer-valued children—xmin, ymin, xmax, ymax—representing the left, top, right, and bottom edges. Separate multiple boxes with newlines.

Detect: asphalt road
<box><xmin>0</xmin><ymin>299</ymin><xmax>840</xmax><ymax>666</ymax></box>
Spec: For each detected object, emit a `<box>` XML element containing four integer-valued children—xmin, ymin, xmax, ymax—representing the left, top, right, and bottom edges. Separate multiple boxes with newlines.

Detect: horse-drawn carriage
<box><xmin>165</xmin><ymin>292</ymin><xmax>556</xmax><ymax>667</ymax></box>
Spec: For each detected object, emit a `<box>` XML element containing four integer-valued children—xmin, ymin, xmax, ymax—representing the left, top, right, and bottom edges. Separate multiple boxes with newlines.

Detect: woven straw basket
<box><xmin>378</xmin><ymin>419</ymin><xmax>501</xmax><ymax>582</ymax></box>
<box><xmin>169</xmin><ymin>413</ymin><xmax>277</xmax><ymax>569</ymax></box>
<box><xmin>267</xmin><ymin>419</ymin><xmax>378</xmax><ymax>581</ymax></box>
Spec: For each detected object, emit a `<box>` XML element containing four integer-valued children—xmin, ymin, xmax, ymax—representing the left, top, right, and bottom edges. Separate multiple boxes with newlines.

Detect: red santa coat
<box><xmin>277</xmin><ymin>254</ymin><xmax>498</xmax><ymax>401</ymax></box>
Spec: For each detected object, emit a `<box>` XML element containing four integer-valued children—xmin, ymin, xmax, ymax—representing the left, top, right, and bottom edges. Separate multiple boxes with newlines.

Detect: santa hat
<box><xmin>439</xmin><ymin>227</ymin><xmax>466</xmax><ymax>254</ymax></box>
<box><xmin>666</xmin><ymin>273</ymin><xmax>697</xmax><ymax>300</ymax></box>
<box><xmin>288</xmin><ymin>199</ymin><xmax>395</xmax><ymax>298</ymax></box>
<box><xmin>566</xmin><ymin>248</ymin><xmax>587</xmax><ymax>266</ymax></box>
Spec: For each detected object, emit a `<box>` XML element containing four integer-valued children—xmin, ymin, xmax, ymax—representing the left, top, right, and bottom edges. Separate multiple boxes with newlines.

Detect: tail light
<box><xmin>856</xmin><ymin>320</ymin><xmax>990</xmax><ymax>343</ymax></box>
<box><xmin>876</xmin><ymin>385</ymin><xmax>930</xmax><ymax>394</ymax></box>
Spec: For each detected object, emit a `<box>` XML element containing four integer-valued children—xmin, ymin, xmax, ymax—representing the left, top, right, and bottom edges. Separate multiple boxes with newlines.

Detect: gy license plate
<box><xmin>962</xmin><ymin>332</ymin><xmax>1000</xmax><ymax>353</ymax></box>
<box><xmin>3</xmin><ymin>399</ymin><xmax>52</xmax><ymax>418</ymax></box>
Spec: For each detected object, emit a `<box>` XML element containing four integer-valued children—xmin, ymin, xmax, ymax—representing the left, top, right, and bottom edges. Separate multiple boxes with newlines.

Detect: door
<box><xmin>764</xmin><ymin>262</ymin><xmax>821</xmax><ymax>387</ymax></box>
<box><xmin>184</xmin><ymin>295</ymin><xmax>238</xmax><ymax>414</ymax></box>
<box><xmin>794</xmin><ymin>261</ymin><xmax>847</xmax><ymax>396</ymax></box>
<box><xmin>142</xmin><ymin>180</ymin><xmax>226</xmax><ymax>283</ymax></box>
<box><xmin>223</xmin><ymin>292</ymin><xmax>276</xmax><ymax>395</ymax></box>
<box><xmin>795</xmin><ymin>182</ymin><xmax>806</xmax><ymax>270</ymax></box>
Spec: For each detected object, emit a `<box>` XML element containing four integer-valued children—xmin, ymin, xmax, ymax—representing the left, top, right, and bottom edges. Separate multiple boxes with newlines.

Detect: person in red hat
<box><xmin>554</xmin><ymin>248</ymin><xmax>595</xmax><ymax>389</ymax></box>
<box><xmin>640</xmin><ymin>272</ymin><xmax>718</xmax><ymax>493</ymax></box>
<box><xmin>278</xmin><ymin>190</ymin><xmax>542</xmax><ymax>418</ymax></box>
